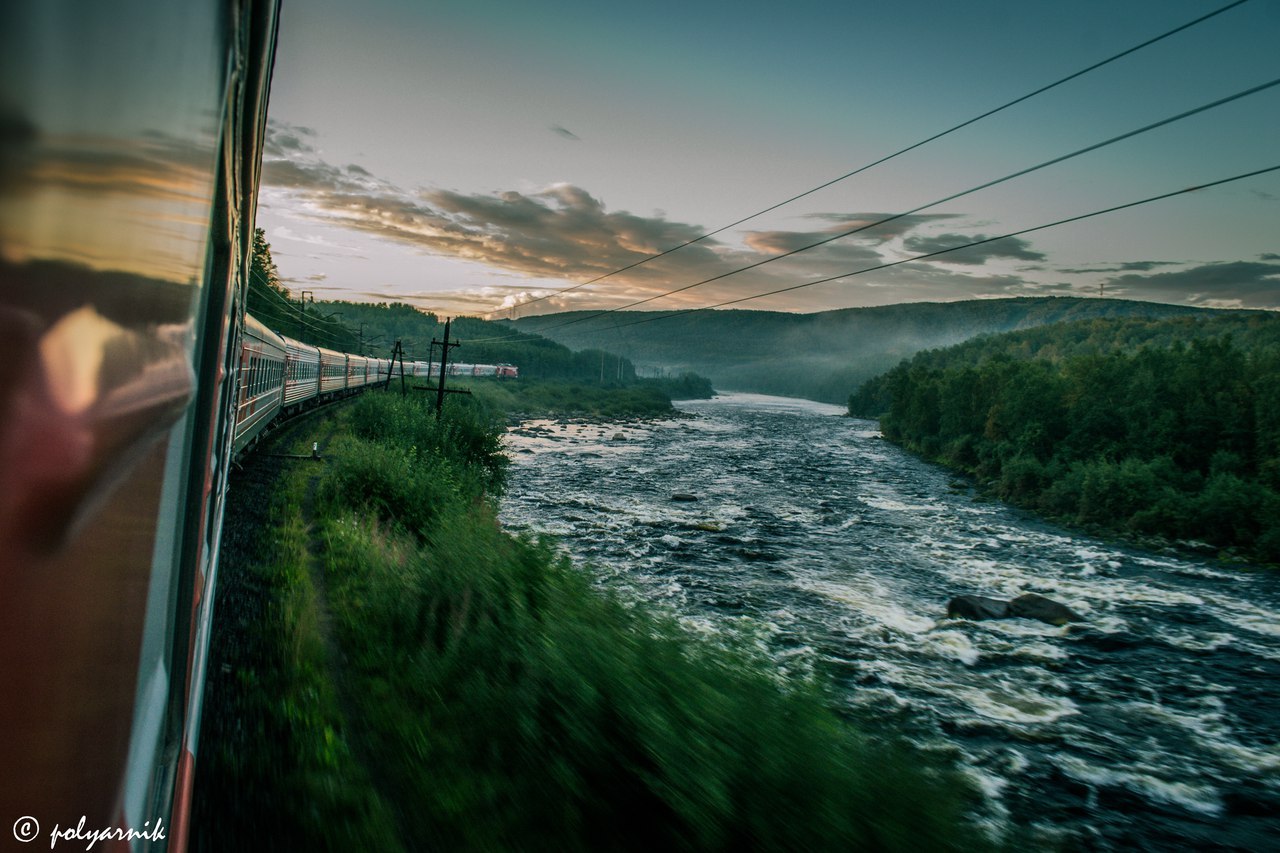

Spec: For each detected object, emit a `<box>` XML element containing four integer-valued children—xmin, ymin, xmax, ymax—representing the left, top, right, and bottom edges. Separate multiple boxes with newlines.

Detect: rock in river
<box><xmin>1010</xmin><ymin>593</ymin><xmax>1084</xmax><ymax>626</ymax></box>
<box><xmin>947</xmin><ymin>595</ymin><xmax>1012</xmax><ymax>621</ymax></box>
<box><xmin>946</xmin><ymin>592</ymin><xmax>1083</xmax><ymax>626</ymax></box>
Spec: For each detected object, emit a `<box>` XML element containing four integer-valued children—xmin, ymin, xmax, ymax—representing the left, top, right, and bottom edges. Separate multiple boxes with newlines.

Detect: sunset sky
<box><xmin>255</xmin><ymin>0</ymin><xmax>1279</xmax><ymax>317</ymax></box>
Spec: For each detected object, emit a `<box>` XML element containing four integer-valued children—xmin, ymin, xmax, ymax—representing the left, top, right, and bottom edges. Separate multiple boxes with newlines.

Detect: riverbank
<box><xmin>193</xmin><ymin>390</ymin><xmax>991</xmax><ymax>849</ymax></box>
<box><xmin>463</xmin><ymin>377</ymin><xmax>677</xmax><ymax>419</ymax></box>
<box><xmin>499</xmin><ymin>392</ymin><xmax>1280</xmax><ymax>850</ymax></box>
<box><xmin>850</xmin><ymin>323</ymin><xmax>1280</xmax><ymax>567</ymax></box>
<box><xmin>862</xmin><ymin>419</ymin><xmax>1278</xmax><ymax>572</ymax></box>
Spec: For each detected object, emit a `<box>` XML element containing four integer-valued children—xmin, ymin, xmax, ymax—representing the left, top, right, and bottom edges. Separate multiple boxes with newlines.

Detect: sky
<box><xmin>255</xmin><ymin>0</ymin><xmax>1280</xmax><ymax>318</ymax></box>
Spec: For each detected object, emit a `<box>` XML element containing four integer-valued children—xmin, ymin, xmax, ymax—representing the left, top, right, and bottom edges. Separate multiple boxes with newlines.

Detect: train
<box><xmin>234</xmin><ymin>313</ymin><xmax>389</xmax><ymax>454</ymax></box>
<box><xmin>410</xmin><ymin>361</ymin><xmax>519</xmax><ymax>379</ymax></box>
<box><xmin>232</xmin><ymin>314</ymin><xmax>516</xmax><ymax>453</ymax></box>
<box><xmin>2</xmin><ymin>0</ymin><xmax>305</xmax><ymax>850</ymax></box>
<box><xmin>0</xmin><ymin>1</ymin><xmax>522</xmax><ymax>846</ymax></box>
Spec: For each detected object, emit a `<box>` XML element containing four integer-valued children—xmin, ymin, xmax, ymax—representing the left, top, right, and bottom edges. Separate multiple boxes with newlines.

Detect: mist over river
<box><xmin>498</xmin><ymin>393</ymin><xmax>1280</xmax><ymax>851</ymax></box>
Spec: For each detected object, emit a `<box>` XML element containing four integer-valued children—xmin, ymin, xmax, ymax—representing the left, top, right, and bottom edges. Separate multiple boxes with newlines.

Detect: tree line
<box><xmin>515</xmin><ymin>297</ymin><xmax>1207</xmax><ymax>403</ymax></box>
<box><xmin>849</xmin><ymin>314</ymin><xmax>1280</xmax><ymax>563</ymax></box>
<box><xmin>245</xmin><ymin>229</ymin><xmax>717</xmax><ymax>389</ymax></box>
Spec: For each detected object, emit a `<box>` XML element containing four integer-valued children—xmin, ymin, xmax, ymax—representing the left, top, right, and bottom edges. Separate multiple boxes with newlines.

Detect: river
<box><xmin>498</xmin><ymin>393</ymin><xmax>1280</xmax><ymax>851</ymax></box>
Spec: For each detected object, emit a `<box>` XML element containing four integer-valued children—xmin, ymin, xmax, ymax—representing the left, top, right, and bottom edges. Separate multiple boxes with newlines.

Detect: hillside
<box><xmin>249</xmin><ymin>296</ymin><xmax>647</xmax><ymax>384</ymax></box>
<box><xmin>511</xmin><ymin>297</ymin><xmax>1213</xmax><ymax>403</ymax></box>
<box><xmin>848</xmin><ymin>312</ymin><xmax>1280</xmax><ymax>562</ymax></box>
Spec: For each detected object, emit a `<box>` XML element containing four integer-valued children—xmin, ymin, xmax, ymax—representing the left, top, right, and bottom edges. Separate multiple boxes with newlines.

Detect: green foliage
<box><xmin>857</xmin><ymin>315</ymin><xmax>1280</xmax><ymax>562</ymax></box>
<box><xmin>640</xmin><ymin>371</ymin><xmax>717</xmax><ymax>400</ymax></box>
<box><xmin>250</xmin><ymin>227</ymin><xmax>284</xmax><ymax>294</ymax></box>
<box><xmin>468</xmin><ymin>377</ymin><xmax>677</xmax><ymax>418</ymax></box>
<box><xmin>191</xmin><ymin>457</ymin><xmax>403</xmax><ymax>852</ymax></box>
<box><xmin>517</xmin><ymin>296</ymin><xmax>1213</xmax><ymax>404</ymax></box>
<box><xmin>346</xmin><ymin>391</ymin><xmax>509</xmax><ymax>494</ymax></box>
<box><xmin>310</xmin><ymin>391</ymin><xmax>989</xmax><ymax>850</ymax></box>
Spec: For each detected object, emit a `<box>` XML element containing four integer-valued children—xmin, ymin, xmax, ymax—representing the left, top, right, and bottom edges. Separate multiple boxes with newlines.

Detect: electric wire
<box><xmin>482</xmin><ymin>0</ymin><xmax>1252</xmax><ymax>319</ymax></box>
<box><xmin>503</xmin><ymin>75</ymin><xmax>1280</xmax><ymax>338</ymax></box>
<box><xmin>602</xmin><ymin>164</ymin><xmax>1280</xmax><ymax>330</ymax></box>
<box><xmin>246</xmin><ymin>267</ymin><xmax>369</xmax><ymax>347</ymax></box>
<box><xmin>456</xmin><ymin>162</ymin><xmax>1280</xmax><ymax>348</ymax></box>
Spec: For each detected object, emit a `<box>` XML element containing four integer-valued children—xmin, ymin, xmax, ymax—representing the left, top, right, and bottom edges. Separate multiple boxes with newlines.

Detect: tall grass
<box><xmin>192</xmin><ymin>465</ymin><xmax>402</xmax><ymax>851</ymax></box>
<box><xmin>313</xmin><ymin>391</ymin><xmax>989</xmax><ymax>850</ymax></box>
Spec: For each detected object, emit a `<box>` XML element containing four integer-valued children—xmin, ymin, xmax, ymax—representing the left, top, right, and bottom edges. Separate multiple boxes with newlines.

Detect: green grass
<box><xmin>192</xmin><ymin>449</ymin><xmax>402</xmax><ymax>851</ymax></box>
<box><xmin>198</xmin><ymin>390</ymin><xmax>992</xmax><ymax>850</ymax></box>
<box><xmin>311</xmin><ymin>391</ymin><xmax>990</xmax><ymax>850</ymax></box>
<box><xmin>462</xmin><ymin>378</ymin><xmax>676</xmax><ymax>419</ymax></box>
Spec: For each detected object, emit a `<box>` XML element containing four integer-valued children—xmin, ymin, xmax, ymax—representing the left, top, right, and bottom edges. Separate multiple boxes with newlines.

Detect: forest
<box><xmin>849</xmin><ymin>313</ymin><xmax>1280</xmax><ymax>563</ymax></box>
<box><xmin>513</xmin><ymin>297</ymin><xmax>1208</xmax><ymax>403</ymax></box>
<box><xmin>247</xmin><ymin>229</ymin><xmax>668</xmax><ymax>386</ymax></box>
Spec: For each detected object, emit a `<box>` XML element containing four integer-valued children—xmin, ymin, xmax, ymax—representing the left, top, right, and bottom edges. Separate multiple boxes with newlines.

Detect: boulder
<box><xmin>946</xmin><ymin>595</ymin><xmax>1011</xmax><ymax>621</ymax></box>
<box><xmin>612</xmin><ymin>432</ymin><xmax>627</xmax><ymax>441</ymax></box>
<box><xmin>1009</xmin><ymin>593</ymin><xmax>1083</xmax><ymax>626</ymax></box>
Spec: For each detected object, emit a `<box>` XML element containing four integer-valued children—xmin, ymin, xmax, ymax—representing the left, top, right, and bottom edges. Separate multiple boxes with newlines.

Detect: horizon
<box><xmin>256</xmin><ymin>0</ymin><xmax>1279</xmax><ymax>317</ymax></box>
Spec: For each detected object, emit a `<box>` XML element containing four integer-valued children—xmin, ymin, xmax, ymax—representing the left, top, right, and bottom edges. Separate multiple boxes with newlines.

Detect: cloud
<box><xmin>264</xmin><ymin>121</ymin><xmax>319</xmax><ymax>158</ymax></box>
<box><xmin>801</xmin><ymin>212</ymin><xmax>962</xmax><ymax>242</ymax></box>
<box><xmin>549</xmin><ymin>124</ymin><xmax>581</xmax><ymax>142</ymax></box>
<box><xmin>261</xmin><ymin>157</ymin><xmax>377</xmax><ymax>194</ymax></box>
<box><xmin>900</xmin><ymin>233</ymin><xmax>1046</xmax><ymax>265</ymax></box>
<box><xmin>14</xmin><ymin>130</ymin><xmax>216</xmax><ymax>204</ymax></box>
<box><xmin>259</xmin><ymin>134</ymin><xmax>1054</xmax><ymax>313</ymax></box>
<box><xmin>741</xmin><ymin>229</ymin><xmax>887</xmax><ymax>272</ymax></box>
<box><xmin>264</xmin><ymin>154</ymin><xmax>729</xmax><ymax>285</ymax></box>
<box><xmin>1057</xmin><ymin>260</ymin><xmax>1182</xmax><ymax>274</ymax></box>
<box><xmin>1101</xmin><ymin>260</ymin><xmax>1280</xmax><ymax>309</ymax></box>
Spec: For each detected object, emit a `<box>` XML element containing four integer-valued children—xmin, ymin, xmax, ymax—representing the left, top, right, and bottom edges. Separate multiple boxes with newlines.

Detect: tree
<box><xmin>250</xmin><ymin>227</ymin><xmax>287</xmax><ymax>296</ymax></box>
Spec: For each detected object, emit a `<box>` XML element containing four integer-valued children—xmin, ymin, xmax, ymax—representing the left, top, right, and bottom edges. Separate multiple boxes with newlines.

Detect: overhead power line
<box><xmin>458</xmin><ymin>162</ymin><xmax>1280</xmax><ymax>348</ymax></box>
<box><xmin>601</xmin><ymin>164</ymin><xmax>1280</xmax><ymax>330</ymax></box>
<box><xmin>483</xmin><ymin>0</ymin><xmax>1252</xmax><ymax>319</ymax></box>
<box><xmin>245</xmin><ymin>267</ymin><xmax>367</xmax><ymax>348</ymax></box>
<box><xmin>518</xmin><ymin>75</ymin><xmax>1280</xmax><ymax>336</ymax></box>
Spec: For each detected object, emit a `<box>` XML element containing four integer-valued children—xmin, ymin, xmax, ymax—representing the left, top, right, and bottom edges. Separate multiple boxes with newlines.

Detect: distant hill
<box><xmin>252</xmin><ymin>298</ymin><xmax>646</xmax><ymax>383</ymax></box>
<box><xmin>511</xmin><ymin>297</ymin><xmax>1215</xmax><ymax>403</ymax></box>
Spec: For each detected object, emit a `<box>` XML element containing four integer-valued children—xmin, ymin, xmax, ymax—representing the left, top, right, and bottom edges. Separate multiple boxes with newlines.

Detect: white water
<box><xmin>500</xmin><ymin>393</ymin><xmax>1280</xmax><ymax>850</ymax></box>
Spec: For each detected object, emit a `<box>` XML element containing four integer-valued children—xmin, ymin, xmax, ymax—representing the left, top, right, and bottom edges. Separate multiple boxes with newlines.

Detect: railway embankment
<box><xmin>193</xmin><ymin>389</ymin><xmax>991</xmax><ymax>850</ymax></box>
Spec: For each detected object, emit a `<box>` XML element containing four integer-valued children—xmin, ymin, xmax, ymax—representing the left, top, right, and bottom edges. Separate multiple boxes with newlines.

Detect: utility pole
<box><xmin>298</xmin><ymin>290</ymin><xmax>313</xmax><ymax>340</ymax></box>
<box><xmin>432</xmin><ymin>318</ymin><xmax>462</xmax><ymax>419</ymax></box>
<box><xmin>387</xmin><ymin>339</ymin><xmax>409</xmax><ymax>395</ymax></box>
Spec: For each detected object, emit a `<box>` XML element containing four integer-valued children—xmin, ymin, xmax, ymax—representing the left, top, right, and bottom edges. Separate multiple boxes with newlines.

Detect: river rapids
<box><xmin>498</xmin><ymin>393</ymin><xmax>1280</xmax><ymax>850</ymax></box>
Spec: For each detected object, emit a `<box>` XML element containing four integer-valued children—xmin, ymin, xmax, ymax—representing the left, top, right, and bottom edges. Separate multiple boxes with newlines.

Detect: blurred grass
<box><xmin>316</xmin><ymin>391</ymin><xmax>990</xmax><ymax>850</ymax></box>
<box><xmin>191</xmin><ymin>448</ymin><xmax>402</xmax><ymax>851</ymax></box>
<box><xmin>198</xmin><ymin>390</ymin><xmax>993</xmax><ymax>850</ymax></box>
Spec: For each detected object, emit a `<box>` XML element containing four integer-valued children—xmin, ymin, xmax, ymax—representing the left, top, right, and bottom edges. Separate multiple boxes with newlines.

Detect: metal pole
<box><xmin>436</xmin><ymin>319</ymin><xmax>452</xmax><ymax>419</ymax></box>
<box><xmin>298</xmin><ymin>290</ymin><xmax>313</xmax><ymax>340</ymax></box>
